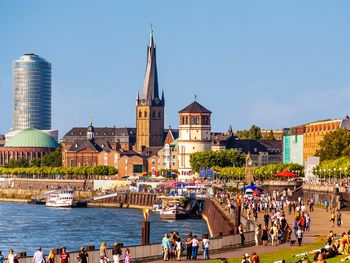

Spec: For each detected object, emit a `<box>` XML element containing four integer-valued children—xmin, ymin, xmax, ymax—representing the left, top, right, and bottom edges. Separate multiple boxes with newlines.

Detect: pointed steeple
<box><xmin>140</xmin><ymin>27</ymin><xmax>161</xmax><ymax>106</ymax></box>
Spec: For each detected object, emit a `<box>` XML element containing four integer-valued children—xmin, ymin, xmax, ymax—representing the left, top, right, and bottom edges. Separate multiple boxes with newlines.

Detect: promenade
<box><xmin>150</xmin><ymin>206</ymin><xmax>350</xmax><ymax>262</ymax></box>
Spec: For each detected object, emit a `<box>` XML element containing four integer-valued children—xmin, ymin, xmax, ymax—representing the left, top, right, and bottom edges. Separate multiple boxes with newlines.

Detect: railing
<box><xmin>16</xmin><ymin>231</ymin><xmax>255</xmax><ymax>263</ymax></box>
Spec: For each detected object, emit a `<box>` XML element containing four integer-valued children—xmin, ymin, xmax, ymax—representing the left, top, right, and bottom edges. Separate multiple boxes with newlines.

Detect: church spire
<box><xmin>140</xmin><ymin>27</ymin><xmax>161</xmax><ymax>106</ymax></box>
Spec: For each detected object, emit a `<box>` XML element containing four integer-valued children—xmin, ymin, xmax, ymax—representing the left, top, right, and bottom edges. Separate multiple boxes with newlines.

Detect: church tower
<box><xmin>136</xmin><ymin>28</ymin><xmax>165</xmax><ymax>152</ymax></box>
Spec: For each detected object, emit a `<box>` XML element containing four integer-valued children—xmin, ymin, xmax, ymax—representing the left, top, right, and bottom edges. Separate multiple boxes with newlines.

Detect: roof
<box><xmin>224</xmin><ymin>139</ymin><xmax>282</xmax><ymax>155</ymax></box>
<box><xmin>63</xmin><ymin>127</ymin><xmax>136</xmax><ymax>138</ymax></box>
<box><xmin>179</xmin><ymin>101</ymin><xmax>211</xmax><ymax>114</ymax></box>
<box><xmin>5</xmin><ymin>128</ymin><xmax>59</xmax><ymax>148</ymax></box>
<box><xmin>142</xmin><ymin>146</ymin><xmax>163</xmax><ymax>156</ymax></box>
<box><xmin>67</xmin><ymin>138</ymin><xmax>113</xmax><ymax>152</ymax></box>
<box><xmin>0</xmin><ymin>134</ymin><xmax>4</xmax><ymax>140</ymax></box>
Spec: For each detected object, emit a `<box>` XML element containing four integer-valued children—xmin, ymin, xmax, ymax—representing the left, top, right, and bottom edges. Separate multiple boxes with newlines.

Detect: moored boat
<box><xmin>46</xmin><ymin>189</ymin><xmax>77</xmax><ymax>208</ymax></box>
<box><xmin>160</xmin><ymin>205</ymin><xmax>187</xmax><ymax>220</ymax></box>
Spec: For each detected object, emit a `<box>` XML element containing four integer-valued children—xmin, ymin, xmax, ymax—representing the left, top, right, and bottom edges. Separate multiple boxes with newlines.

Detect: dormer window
<box><xmin>75</xmin><ymin>144</ymin><xmax>78</xmax><ymax>148</ymax></box>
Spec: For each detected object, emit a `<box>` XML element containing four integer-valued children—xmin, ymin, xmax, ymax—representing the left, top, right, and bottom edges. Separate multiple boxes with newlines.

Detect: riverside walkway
<box><xmin>150</xmin><ymin>206</ymin><xmax>350</xmax><ymax>262</ymax></box>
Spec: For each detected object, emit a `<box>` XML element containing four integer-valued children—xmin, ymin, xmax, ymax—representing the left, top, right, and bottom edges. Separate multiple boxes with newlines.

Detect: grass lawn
<box><xmin>209</xmin><ymin>237</ymin><xmax>348</xmax><ymax>263</ymax></box>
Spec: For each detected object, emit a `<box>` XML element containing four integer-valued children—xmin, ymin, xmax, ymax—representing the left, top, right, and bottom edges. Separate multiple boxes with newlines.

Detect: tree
<box><xmin>236</xmin><ymin>125</ymin><xmax>262</xmax><ymax>140</ymax></box>
<box><xmin>265</xmin><ymin>129</ymin><xmax>275</xmax><ymax>140</ymax></box>
<box><xmin>316</xmin><ymin>129</ymin><xmax>350</xmax><ymax>161</ymax></box>
<box><xmin>190</xmin><ymin>149</ymin><xmax>245</xmax><ymax>173</ymax></box>
<box><xmin>41</xmin><ymin>146</ymin><xmax>62</xmax><ymax>167</ymax></box>
<box><xmin>4</xmin><ymin>158</ymin><xmax>29</xmax><ymax>168</ymax></box>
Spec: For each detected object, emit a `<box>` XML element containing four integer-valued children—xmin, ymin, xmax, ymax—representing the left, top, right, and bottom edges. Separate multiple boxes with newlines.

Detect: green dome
<box><xmin>5</xmin><ymin>128</ymin><xmax>59</xmax><ymax>148</ymax></box>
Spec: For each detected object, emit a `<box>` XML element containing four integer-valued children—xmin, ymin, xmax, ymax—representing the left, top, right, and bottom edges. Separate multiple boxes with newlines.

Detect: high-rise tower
<box><xmin>136</xmin><ymin>29</ymin><xmax>165</xmax><ymax>152</ymax></box>
<box><xmin>13</xmin><ymin>54</ymin><xmax>52</xmax><ymax>130</ymax></box>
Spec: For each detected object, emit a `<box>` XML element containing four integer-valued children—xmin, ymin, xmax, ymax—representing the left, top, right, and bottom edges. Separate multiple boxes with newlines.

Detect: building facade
<box><xmin>178</xmin><ymin>101</ymin><xmax>212</xmax><ymax>177</ymax></box>
<box><xmin>261</xmin><ymin>130</ymin><xmax>283</xmax><ymax>140</ymax></box>
<box><xmin>303</xmin><ymin>117</ymin><xmax>350</xmax><ymax>162</ymax></box>
<box><xmin>135</xmin><ymin>29</ymin><xmax>165</xmax><ymax>152</ymax></box>
<box><xmin>13</xmin><ymin>54</ymin><xmax>52</xmax><ymax>130</ymax></box>
<box><xmin>283</xmin><ymin>125</ymin><xmax>305</xmax><ymax>165</ymax></box>
<box><xmin>0</xmin><ymin>129</ymin><xmax>58</xmax><ymax>166</ymax></box>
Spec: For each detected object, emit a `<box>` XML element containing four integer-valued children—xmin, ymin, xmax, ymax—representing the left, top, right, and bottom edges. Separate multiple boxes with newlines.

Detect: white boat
<box><xmin>46</xmin><ymin>189</ymin><xmax>77</xmax><ymax>208</ymax></box>
<box><xmin>160</xmin><ymin>205</ymin><xmax>187</xmax><ymax>220</ymax></box>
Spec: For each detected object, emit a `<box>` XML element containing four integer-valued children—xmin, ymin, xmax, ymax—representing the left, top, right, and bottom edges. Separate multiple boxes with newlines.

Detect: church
<box><xmin>62</xmin><ymin>29</ymin><xmax>179</xmax><ymax>177</ymax></box>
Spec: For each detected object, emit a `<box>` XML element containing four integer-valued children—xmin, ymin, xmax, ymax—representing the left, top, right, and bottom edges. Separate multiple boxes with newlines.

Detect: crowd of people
<box><xmin>161</xmin><ymin>232</ymin><xmax>210</xmax><ymax>261</ymax></box>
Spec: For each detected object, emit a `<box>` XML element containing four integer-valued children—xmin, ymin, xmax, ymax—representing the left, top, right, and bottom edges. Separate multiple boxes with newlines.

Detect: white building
<box><xmin>178</xmin><ymin>100</ymin><xmax>212</xmax><ymax>179</ymax></box>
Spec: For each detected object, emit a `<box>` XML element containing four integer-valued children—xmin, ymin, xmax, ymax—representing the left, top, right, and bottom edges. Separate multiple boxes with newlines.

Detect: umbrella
<box><xmin>273</xmin><ymin>170</ymin><xmax>298</xmax><ymax>177</ymax></box>
<box><xmin>240</xmin><ymin>182</ymin><xmax>264</xmax><ymax>192</ymax></box>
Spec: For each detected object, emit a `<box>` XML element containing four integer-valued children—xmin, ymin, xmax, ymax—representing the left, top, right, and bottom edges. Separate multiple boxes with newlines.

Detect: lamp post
<box><xmin>339</xmin><ymin>168</ymin><xmax>342</xmax><ymax>181</ymax></box>
<box><xmin>334</xmin><ymin>168</ymin><xmax>336</xmax><ymax>183</ymax></box>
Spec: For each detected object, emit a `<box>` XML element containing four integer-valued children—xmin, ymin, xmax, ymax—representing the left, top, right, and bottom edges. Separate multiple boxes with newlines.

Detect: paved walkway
<box><xmin>150</xmin><ymin>206</ymin><xmax>350</xmax><ymax>262</ymax></box>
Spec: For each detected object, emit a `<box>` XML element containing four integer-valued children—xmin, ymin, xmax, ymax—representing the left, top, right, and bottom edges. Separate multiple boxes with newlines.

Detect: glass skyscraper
<box><xmin>13</xmin><ymin>54</ymin><xmax>52</xmax><ymax>130</ymax></box>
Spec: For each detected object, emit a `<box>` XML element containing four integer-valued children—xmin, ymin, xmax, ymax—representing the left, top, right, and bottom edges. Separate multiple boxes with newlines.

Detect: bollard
<box><xmin>86</xmin><ymin>245</ymin><xmax>95</xmax><ymax>251</ymax></box>
<box><xmin>141</xmin><ymin>221</ymin><xmax>150</xmax><ymax>245</ymax></box>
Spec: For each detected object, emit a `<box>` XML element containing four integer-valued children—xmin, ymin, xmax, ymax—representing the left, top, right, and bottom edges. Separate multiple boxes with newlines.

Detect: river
<box><xmin>0</xmin><ymin>202</ymin><xmax>208</xmax><ymax>255</ymax></box>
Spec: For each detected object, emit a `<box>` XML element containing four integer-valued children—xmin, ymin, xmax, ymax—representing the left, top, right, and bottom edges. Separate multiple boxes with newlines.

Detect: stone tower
<box><xmin>136</xmin><ymin>29</ymin><xmax>165</xmax><ymax>152</ymax></box>
<box><xmin>178</xmin><ymin>100</ymin><xmax>212</xmax><ymax>178</ymax></box>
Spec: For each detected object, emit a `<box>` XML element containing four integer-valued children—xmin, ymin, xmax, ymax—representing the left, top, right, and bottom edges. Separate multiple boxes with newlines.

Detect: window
<box><xmin>152</xmin><ymin>111</ymin><xmax>156</xmax><ymax>118</ymax></box>
<box><xmin>133</xmin><ymin>164</ymin><xmax>143</xmax><ymax>173</ymax></box>
<box><xmin>139</xmin><ymin>111</ymin><xmax>142</xmax><ymax>117</ymax></box>
<box><xmin>152</xmin><ymin>160</ymin><xmax>155</xmax><ymax>165</ymax></box>
<box><xmin>144</xmin><ymin>111</ymin><xmax>147</xmax><ymax>117</ymax></box>
<box><xmin>158</xmin><ymin>112</ymin><xmax>161</xmax><ymax>118</ymax></box>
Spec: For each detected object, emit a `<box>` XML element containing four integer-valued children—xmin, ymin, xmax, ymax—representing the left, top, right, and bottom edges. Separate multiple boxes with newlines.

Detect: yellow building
<box><xmin>303</xmin><ymin>119</ymin><xmax>342</xmax><ymax>162</ymax></box>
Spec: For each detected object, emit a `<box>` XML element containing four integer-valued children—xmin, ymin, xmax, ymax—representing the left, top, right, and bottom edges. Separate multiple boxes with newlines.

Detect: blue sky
<box><xmin>1</xmin><ymin>1</ymin><xmax>350</xmax><ymax>137</ymax></box>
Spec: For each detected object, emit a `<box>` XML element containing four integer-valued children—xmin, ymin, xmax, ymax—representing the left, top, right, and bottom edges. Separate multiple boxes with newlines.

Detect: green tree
<box><xmin>4</xmin><ymin>158</ymin><xmax>29</xmax><ymax>168</ymax></box>
<box><xmin>41</xmin><ymin>146</ymin><xmax>62</xmax><ymax>167</ymax></box>
<box><xmin>265</xmin><ymin>129</ymin><xmax>275</xmax><ymax>140</ymax></box>
<box><xmin>316</xmin><ymin>129</ymin><xmax>350</xmax><ymax>161</ymax></box>
<box><xmin>236</xmin><ymin>125</ymin><xmax>262</xmax><ymax>140</ymax></box>
<box><xmin>190</xmin><ymin>149</ymin><xmax>245</xmax><ymax>173</ymax></box>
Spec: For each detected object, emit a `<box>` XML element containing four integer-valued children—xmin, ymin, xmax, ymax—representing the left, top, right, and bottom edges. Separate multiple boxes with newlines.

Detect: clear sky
<box><xmin>1</xmin><ymin>1</ymin><xmax>350</xmax><ymax>137</ymax></box>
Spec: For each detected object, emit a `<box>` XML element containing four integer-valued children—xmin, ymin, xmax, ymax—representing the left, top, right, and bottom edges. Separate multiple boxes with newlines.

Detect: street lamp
<box><xmin>339</xmin><ymin>168</ymin><xmax>342</xmax><ymax>181</ymax></box>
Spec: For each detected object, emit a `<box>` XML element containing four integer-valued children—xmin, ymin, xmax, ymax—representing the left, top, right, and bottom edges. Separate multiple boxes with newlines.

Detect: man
<box><xmin>77</xmin><ymin>247</ymin><xmax>88</xmax><ymax>263</ymax></box>
<box><xmin>60</xmin><ymin>247</ymin><xmax>70</xmax><ymax>263</ymax></box>
<box><xmin>112</xmin><ymin>243</ymin><xmax>122</xmax><ymax>263</ymax></box>
<box><xmin>33</xmin><ymin>247</ymin><xmax>45</xmax><ymax>263</ymax></box>
<box><xmin>186</xmin><ymin>233</ymin><xmax>192</xmax><ymax>260</ymax></box>
<box><xmin>296</xmin><ymin>228</ymin><xmax>303</xmax><ymax>246</ymax></box>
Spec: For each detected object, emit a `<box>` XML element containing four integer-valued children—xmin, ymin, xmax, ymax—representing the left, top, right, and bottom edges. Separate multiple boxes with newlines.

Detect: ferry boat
<box><xmin>160</xmin><ymin>205</ymin><xmax>187</xmax><ymax>220</ymax></box>
<box><xmin>46</xmin><ymin>189</ymin><xmax>77</xmax><ymax>208</ymax></box>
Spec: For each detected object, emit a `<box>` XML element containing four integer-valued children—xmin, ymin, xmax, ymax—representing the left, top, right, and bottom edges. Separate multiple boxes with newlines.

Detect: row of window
<box><xmin>138</xmin><ymin>110</ymin><xmax>162</xmax><ymax>118</ymax></box>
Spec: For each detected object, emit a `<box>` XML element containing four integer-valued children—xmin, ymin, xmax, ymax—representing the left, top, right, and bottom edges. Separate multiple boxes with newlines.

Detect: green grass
<box><xmin>210</xmin><ymin>237</ymin><xmax>348</xmax><ymax>263</ymax></box>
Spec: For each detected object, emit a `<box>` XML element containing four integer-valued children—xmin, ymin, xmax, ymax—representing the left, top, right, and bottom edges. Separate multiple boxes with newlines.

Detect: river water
<box><xmin>0</xmin><ymin>203</ymin><xmax>208</xmax><ymax>255</ymax></box>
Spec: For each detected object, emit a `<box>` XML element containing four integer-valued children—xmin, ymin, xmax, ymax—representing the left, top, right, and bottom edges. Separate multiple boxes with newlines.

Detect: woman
<box><xmin>337</xmin><ymin>210</ymin><xmax>342</xmax><ymax>227</ymax></box>
<box><xmin>261</xmin><ymin>226</ymin><xmax>268</xmax><ymax>246</ymax></box>
<box><xmin>47</xmin><ymin>250</ymin><xmax>56</xmax><ymax>263</ymax></box>
<box><xmin>124</xmin><ymin>249</ymin><xmax>130</xmax><ymax>263</ymax></box>
<box><xmin>99</xmin><ymin>241</ymin><xmax>108</xmax><ymax>263</ymax></box>
<box><xmin>112</xmin><ymin>243</ymin><xmax>122</xmax><ymax>263</ymax></box>
<box><xmin>191</xmin><ymin>235</ymin><xmax>199</xmax><ymax>260</ymax></box>
<box><xmin>7</xmin><ymin>249</ymin><xmax>16</xmax><ymax>263</ymax></box>
<box><xmin>202</xmin><ymin>233</ymin><xmax>210</xmax><ymax>260</ymax></box>
<box><xmin>175</xmin><ymin>238</ymin><xmax>182</xmax><ymax>261</ymax></box>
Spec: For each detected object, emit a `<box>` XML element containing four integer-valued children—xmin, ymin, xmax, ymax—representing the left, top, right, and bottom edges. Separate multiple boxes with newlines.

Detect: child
<box><xmin>124</xmin><ymin>249</ymin><xmax>130</xmax><ymax>263</ymax></box>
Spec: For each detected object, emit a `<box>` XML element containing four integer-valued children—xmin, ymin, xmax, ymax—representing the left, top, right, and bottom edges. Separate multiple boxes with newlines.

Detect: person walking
<box><xmin>202</xmin><ymin>234</ymin><xmax>210</xmax><ymax>260</ymax></box>
<box><xmin>324</xmin><ymin>200</ymin><xmax>329</xmax><ymax>212</ymax></box>
<box><xmin>337</xmin><ymin>210</ymin><xmax>342</xmax><ymax>227</ymax></box>
<box><xmin>112</xmin><ymin>243</ymin><xmax>122</xmax><ymax>263</ymax></box>
<box><xmin>60</xmin><ymin>247</ymin><xmax>70</xmax><ymax>263</ymax></box>
<box><xmin>77</xmin><ymin>247</ymin><xmax>88</xmax><ymax>263</ymax></box>
<box><xmin>33</xmin><ymin>247</ymin><xmax>45</xmax><ymax>263</ymax></box>
<box><xmin>162</xmin><ymin>233</ymin><xmax>171</xmax><ymax>261</ymax></box>
<box><xmin>191</xmin><ymin>235</ymin><xmax>199</xmax><ymax>260</ymax></box>
<box><xmin>99</xmin><ymin>242</ymin><xmax>108</xmax><ymax>263</ymax></box>
<box><xmin>296</xmin><ymin>228</ymin><xmax>303</xmax><ymax>246</ymax></box>
<box><xmin>330</xmin><ymin>210</ymin><xmax>336</xmax><ymax>227</ymax></box>
<box><xmin>238</xmin><ymin>223</ymin><xmax>245</xmax><ymax>246</ymax></box>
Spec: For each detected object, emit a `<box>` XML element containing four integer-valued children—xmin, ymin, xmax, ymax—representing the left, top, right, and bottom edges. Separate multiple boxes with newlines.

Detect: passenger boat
<box><xmin>159</xmin><ymin>196</ymin><xmax>188</xmax><ymax>220</ymax></box>
<box><xmin>46</xmin><ymin>189</ymin><xmax>77</xmax><ymax>208</ymax></box>
<box><xmin>160</xmin><ymin>205</ymin><xmax>187</xmax><ymax>220</ymax></box>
